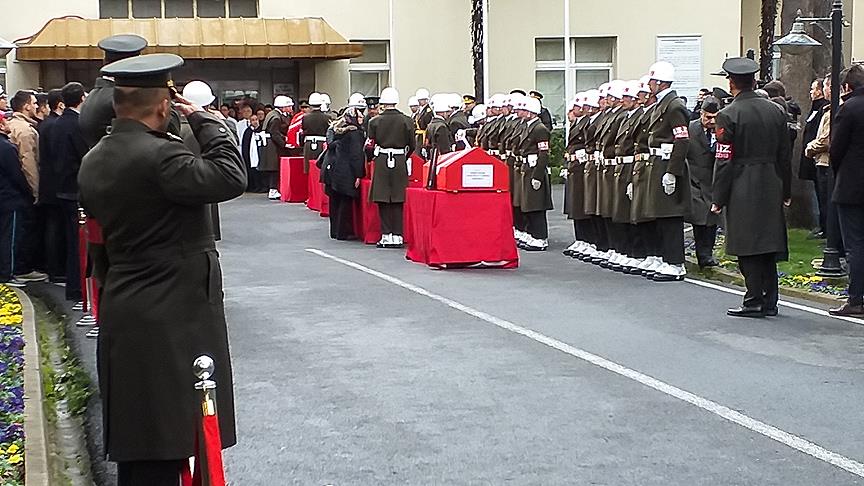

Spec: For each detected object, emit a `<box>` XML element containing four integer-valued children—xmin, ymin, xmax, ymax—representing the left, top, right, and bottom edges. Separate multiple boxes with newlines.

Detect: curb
<box><xmin>15</xmin><ymin>289</ymin><xmax>50</xmax><ymax>486</ymax></box>
<box><xmin>684</xmin><ymin>260</ymin><xmax>844</xmax><ymax>308</ymax></box>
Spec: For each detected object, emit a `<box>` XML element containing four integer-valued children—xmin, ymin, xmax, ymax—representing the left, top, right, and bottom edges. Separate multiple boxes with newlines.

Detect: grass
<box><xmin>715</xmin><ymin>228</ymin><xmax>825</xmax><ymax>275</ymax></box>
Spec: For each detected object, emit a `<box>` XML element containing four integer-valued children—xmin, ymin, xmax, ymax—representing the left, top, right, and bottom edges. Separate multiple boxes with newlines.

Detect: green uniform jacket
<box><xmin>630</xmin><ymin>104</ymin><xmax>656</xmax><ymax>223</ymax></box>
<box><xmin>582</xmin><ymin>112</ymin><xmax>606</xmax><ymax>216</ymax></box>
<box><xmin>599</xmin><ymin>108</ymin><xmax>628</xmax><ymax>216</ymax></box>
<box><xmin>713</xmin><ymin>90</ymin><xmax>791</xmax><ymax>257</ymax></box>
<box><xmin>519</xmin><ymin>118</ymin><xmax>554</xmax><ymax>212</ymax></box>
<box><xmin>368</xmin><ymin>109</ymin><xmax>415</xmax><ymax>203</ymax></box>
<box><xmin>78</xmin><ymin>112</ymin><xmax>246</xmax><ymax>461</ymax></box>
<box><xmin>611</xmin><ymin>107</ymin><xmax>643</xmax><ymax>223</ymax></box>
<box><xmin>564</xmin><ymin>116</ymin><xmax>589</xmax><ymax>219</ymax></box>
<box><xmin>646</xmin><ymin>90</ymin><xmax>691</xmax><ymax>219</ymax></box>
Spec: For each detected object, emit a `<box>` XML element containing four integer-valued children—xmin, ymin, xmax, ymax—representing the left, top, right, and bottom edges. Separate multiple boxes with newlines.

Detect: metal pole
<box><xmin>388</xmin><ymin>0</ymin><xmax>396</xmax><ymax>89</ymax></box>
<box><xmin>818</xmin><ymin>0</ymin><xmax>847</xmax><ymax>278</ymax></box>
<box><xmin>482</xmin><ymin>0</ymin><xmax>490</xmax><ymax>100</ymax></box>
<box><xmin>564</xmin><ymin>0</ymin><xmax>571</xmax><ymax>140</ymax></box>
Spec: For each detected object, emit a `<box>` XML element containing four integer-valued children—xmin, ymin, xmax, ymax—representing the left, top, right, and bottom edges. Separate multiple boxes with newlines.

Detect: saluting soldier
<box><xmin>686</xmin><ymin>95</ymin><xmax>723</xmax><ymax>268</ymax></box>
<box><xmin>301</xmin><ymin>92</ymin><xmax>331</xmax><ymax>173</ymax></box>
<box><xmin>368</xmin><ymin>87</ymin><xmax>416</xmax><ymax>249</ymax></box>
<box><xmin>413</xmin><ymin>88</ymin><xmax>433</xmax><ymax>159</ymax></box>
<box><xmin>77</xmin><ymin>53</ymin><xmax>244</xmax><ymax>485</ymax></box>
<box><xmin>711</xmin><ymin>58</ymin><xmax>791</xmax><ymax>318</ymax></box>
<box><xmin>609</xmin><ymin>80</ymin><xmax>646</xmax><ymax>271</ymax></box>
<box><xmin>644</xmin><ymin>61</ymin><xmax>692</xmax><ymax>282</ymax></box>
<box><xmin>517</xmin><ymin>97</ymin><xmax>554</xmax><ymax>250</ymax></box>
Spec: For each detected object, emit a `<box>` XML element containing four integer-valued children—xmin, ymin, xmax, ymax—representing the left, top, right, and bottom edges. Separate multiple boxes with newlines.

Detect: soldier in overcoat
<box><xmin>77</xmin><ymin>54</ymin><xmax>245</xmax><ymax>484</ymax></box>
<box><xmin>517</xmin><ymin>97</ymin><xmax>553</xmax><ymax>250</ymax></box>
<box><xmin>711</xmin><ymin>58</ymin><xmax>791</xmax><ymax>317</ymax></box>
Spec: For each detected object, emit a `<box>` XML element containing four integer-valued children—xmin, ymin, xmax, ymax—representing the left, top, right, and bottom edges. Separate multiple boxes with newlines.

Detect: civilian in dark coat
<box><xmin>323</xmin><ymin>107</ymin><xmax>366</xmax><ymax>240</ymax></box>
<box><xmin>799</xmin><ymin>81</ymin><xmax>829</xmax><ymax>182</ymax></box>
<box><xmin>685</xmin><ymin>97</ymin><xmax>722</xmax><ymax>267</ymax></box>
<box><xmin>0</xmin><ymin>117</ymin><xmax>34</xmax><ymax>283</ymax></box>
<box><xmin>829</xmin><ymin>66</ymin><xmax>864</xmax><ymax>316</ymax></box>
<box><xmin>52</xmin><ymin>83</ymin><xmax>90</xmax><ymax>302</ymax></box>
<box><xmin>37</xmin><ymin>90</ymin><xmax>66</xmax><ymax>281</ymax></box>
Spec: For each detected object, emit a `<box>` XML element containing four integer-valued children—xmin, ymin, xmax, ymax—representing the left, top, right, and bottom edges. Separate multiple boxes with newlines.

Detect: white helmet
<box><xmin>431</xmin><ymin>94</ymin><xmax>451</xmax><ymax>113</ymax></box>
<box><xmin>584</xmin><ymin>90</ymin><xmax>601</xmax><ymax>108</ymax></box>
<box><xmin>415</xmin><ymin>88</ymin><xmax>430</xmax><ymax>100</ymax></box>
<box><xmin>525</xmin><ymin>97</ymin><xmax>542</xmax><ymax>115</ymax></box>
<box><xmin>649</xmin><ymin>61</ymin><xmax>676</xmax><ymax>83</ymax></box>
<box><xmin>469</xmin><ymin>104</ymin><xmax>487</xmax><ymax>124</ymax></box>
<box><xmin>182</xmin><ymin>80</ymin><xmax>215</xmax><ymax>107</ymax></box>
<box><xmin>490</xmin><ymin>93</ymin><xmax>507</xmax><ymax>108</ymax></box>
<box><xmin>510</xmin><ymin>93</ymin><xmax>528</xmax><ymax>110</ymax></box>
<box><xmin>598</xmin><ymin>83</ymin><xmax>610</xmax><ymax>98</ymax></box>
<box><xmin>274</xmin><ymin>95</ymin><xmax>294</xmax><ymax>108</ymax></box>
<box><xmin>380</xmin><ymin>87</ymin><xmax>399</xmax><ymax>105</ymax></box>
<box><xmin>308</xmin><ymin>92</ymin><xmax>324</xmax><ymax>106</ymax></box>
<box><xmin>348</xmin><ymin>92</ymin><xmax>366</xmax><ymax>108</ymax></box>
<box><xmin>638</xmin><ymin>75</ymin><xmax>652</xmax><ymax>94</ymax></box>
<box><xmin>622</xmin><ymin>81</ymin><xmax>640</xmax><ymax>98</ymax></box>
<box><xmin>607</xmin><ymin>80</ymin><xmax>627</xmax><ymax>99</ymax></box>
<box><xmin>408</xmin><ymin>96</ymin><xmax>419</xmax><ymax>107</ymax></box>
<box><xmin>448</xmin><ymin>93</ymin><xmax>463</xmax><ymax>110</ymax></box>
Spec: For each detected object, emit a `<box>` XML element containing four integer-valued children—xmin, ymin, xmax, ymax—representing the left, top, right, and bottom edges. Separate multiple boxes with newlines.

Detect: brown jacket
<box><xmin>805</xmin><ymin>108</ymin><xmax>830</xmax><ymax>167</ymax></box>
<box><xmin>8</xmin><ymin>113</ymin><xmax>39</xmax><ymax>197</ymax></box>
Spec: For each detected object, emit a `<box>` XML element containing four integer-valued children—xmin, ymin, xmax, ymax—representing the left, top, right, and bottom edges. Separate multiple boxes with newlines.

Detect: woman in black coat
<box><xmin>323</xmin><ymin>107</ymin><xmax>366</xmax><ymax>240</ymax></box>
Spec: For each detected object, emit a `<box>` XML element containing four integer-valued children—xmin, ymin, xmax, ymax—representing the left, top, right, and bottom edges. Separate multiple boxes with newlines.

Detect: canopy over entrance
<box><xmin>16</xmin><ymin>16</ymin><xmax>363</xmax><ymax>61</ymax></box>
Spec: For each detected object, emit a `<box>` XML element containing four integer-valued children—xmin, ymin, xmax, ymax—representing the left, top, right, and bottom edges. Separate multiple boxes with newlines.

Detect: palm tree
<box><xmin>471</xmin><ymin>0</ymin><xmax>484</xmax><ymax>99</ymax></box>
<box><xmin>759</xmin><ymin>0</ymin><xmax>779</xmax><ymax>81</ymax></box>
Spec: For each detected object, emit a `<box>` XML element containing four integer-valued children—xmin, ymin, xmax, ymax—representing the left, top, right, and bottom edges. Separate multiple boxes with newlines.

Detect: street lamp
<box><xmin>775</xmin><ymin>0</ymin><xmax>847</xmax><ymax>278</ymax></box>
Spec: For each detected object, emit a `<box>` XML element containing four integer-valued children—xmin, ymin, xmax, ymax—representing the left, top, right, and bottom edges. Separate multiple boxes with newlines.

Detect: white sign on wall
<box><xmin>656</xmin><ymin>35</ymin><xmax>703</xmax><ymax>110</ymax></box>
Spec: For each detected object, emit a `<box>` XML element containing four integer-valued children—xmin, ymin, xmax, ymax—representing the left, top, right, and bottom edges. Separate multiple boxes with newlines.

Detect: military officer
<box><xmin>711</xmin><ymin>58</ymin><xmax>791</xmax><ymax>317</ymax></box>
<box><xmin>609</xmin><ymin>80</ymin><xmax>646</xmax><ymax>272</ymax></box>
<box><xmin>517</xmin><ymin>97</ymin><xmax>554</xmax><ymax>250</ymax></box>
<box><xmin>462</xmin><ymin>94</ymin><xmax>477</xmax><ymax>115</ymax></box>
<box><xmin>413</xmin><ymin>88</ymin><xmax>433</xmax><ymax>158</ymax></box>
<box><xmin>77</xmin><ymin>53</ymin><xmax>244</xmax><ymax>485</ymax></box>
<box><xmin>367</xmin><ymin>87</ymin><xmax>415</xmax><ymax>248</ymax></box>
<box><xmin>644</xmin><ymin>61</ymin><xmax>692</xmax><ymax>282</ymax></box>
<box><xmin>686</xmin><ymin>95</ymin><xmax>723</xmax><ymax>268</ymax></box>
<box><xmin>301</xmin><ymin>92</ymin><xmax>331</xmax><ymax>173</ymax></box>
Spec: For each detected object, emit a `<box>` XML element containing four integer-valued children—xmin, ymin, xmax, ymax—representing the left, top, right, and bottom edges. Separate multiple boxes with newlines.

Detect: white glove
<box><xmin>662</xmin><ymin>173</ymin><xmax>676</xmax><ymax>195</ymax></box>
<box><xmin>559</xmin><ymin>168</ymin><xmax>569</xmax><ymax>179</ymax></box>
<box><xmin>406</xmin><ymin>157</ymin><xmax>412</xmax><ymax>177</ymax></box>
<box><xmin>532</xmin><ymin>179</ymin><xmax>541</xmax><ymax>191</ymax></box>
<box><xmin>626</xmin><ymin>183</ymin><xmax>633</xmax><ymax>200</ymax></box>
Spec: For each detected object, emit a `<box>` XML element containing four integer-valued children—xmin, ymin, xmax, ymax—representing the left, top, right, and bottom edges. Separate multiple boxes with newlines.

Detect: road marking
<box><xmin>684</xmin><ymin>278</ymin><xmax>864</xmax><ymax>325</ymax></box>
<box><xmin>306</xmin><ymin>248</ymin><xmax>864</xmax><ymax>479</ymax></box>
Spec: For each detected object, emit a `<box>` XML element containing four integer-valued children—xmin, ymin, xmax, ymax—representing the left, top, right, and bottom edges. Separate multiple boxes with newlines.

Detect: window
<box><xmin>349</xmin><ymin>41</ymin><xmax>390</xmax><ymax>97</ymax></box>
<box><xmin>534</xmin><ymin>36</ymin><xmax>616</xmax><ymax>126</ymax></box>
<box><xmin>100</xmin><ymin>0</ymin><xmax>257</xmax><ymax>18</ymax></box>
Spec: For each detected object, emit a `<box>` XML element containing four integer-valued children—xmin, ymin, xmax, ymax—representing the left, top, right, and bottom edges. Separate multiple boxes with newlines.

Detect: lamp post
<box><xmin>775</xmin><ymin>0</ymin><xmax>847</xmax><ymax>278</ymax></box>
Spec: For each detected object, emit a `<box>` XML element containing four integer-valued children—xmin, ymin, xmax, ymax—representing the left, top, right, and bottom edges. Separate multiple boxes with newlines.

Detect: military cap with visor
<box><xmin>101</xmin><ymin>53</ymin><xmax>184</xmax><ymax>88</ymax></box>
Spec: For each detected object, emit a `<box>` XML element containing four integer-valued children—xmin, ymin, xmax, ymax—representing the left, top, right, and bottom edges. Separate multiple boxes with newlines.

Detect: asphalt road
<box><xmin>210</xmin><ymin>192</ymin><xmax>864</xmax><ymax>485</ymax></box>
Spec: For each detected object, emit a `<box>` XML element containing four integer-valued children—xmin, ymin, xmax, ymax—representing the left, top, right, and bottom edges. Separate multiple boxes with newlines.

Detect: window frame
<box><xmin>99</xmin><ymin>0</ymin><xmax>258</xmax><ymax>18</ymax></box>
<box><xmin>348</xmin><ymin>40</ymin><xmax>391</xmax><ymax>96</ymax></box>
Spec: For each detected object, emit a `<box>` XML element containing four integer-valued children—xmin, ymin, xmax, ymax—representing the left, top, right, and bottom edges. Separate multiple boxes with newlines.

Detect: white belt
<box><xmin>649</xmin><ymin>147</ymin><xmax>672</xmax><ymax>160</ymax></box>
<box><xmin>617</xmin><ymin>156</ymin><xmax>635</xmax><ymax>164</ymax></box>
<box><xmin>306</xmin><ymin>136</ymin><xmax>326</xmax><ymax>142</ymax></box>
<box><xmin>488</xmin><ymin>149</ymin><xmax>499</xmax><ymax>156</ymax></box>
<box><xmin>604</xmin><ymin>158</ymin><xmax>617</xmax><ymax>166</ymax></box>
<box><xmin>377</xmin><ymin>147</ymin><xmax>406</xmax><ymax>155</ymax></box>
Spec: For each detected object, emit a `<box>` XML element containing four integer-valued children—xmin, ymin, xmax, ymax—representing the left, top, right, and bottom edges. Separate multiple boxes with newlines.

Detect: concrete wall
<box><xmin>853</xmin><ymin>0</ymin><xmax>864</xmax><ymax>63</ymax></box>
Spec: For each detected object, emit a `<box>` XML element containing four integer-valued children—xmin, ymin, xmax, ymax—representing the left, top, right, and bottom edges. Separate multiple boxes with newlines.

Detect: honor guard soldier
<box><xmin>426</xmin><ymin>94</ymin><xmax>455</xmax><ymax>162</ymax></box>
<box><xmin>448</xmin><ymin>94</ymin><xmax>471</xmax><ymax>150</ymax></box>
<box><xmin>711</xmin><ymin>58</ymin><xmax>791</xmax><ymax>317</ymax></box>
<box><xmin>517</xmin><ymin>97</ymin><xmax>553</xmax><ymax>250</ymax></box>
<box><xmin>570</xmin><ymin>90</ymin><xmax>603</xmax><ymax>259</ymax></box>
<box><xmin>643</xmin><ymin>61</ymin><xmax>692</xmax><ymax>281</ymax></box>
<box><xmin>466</xmin><ymin>104</ymin><xmax>486</xmax><ymax>146</ymax></box>
<box><xmin>408</xmin><ymin>96</ymin><xmax>420</xmax><ymax>116</ymax></box>
<box><xmin>630</xmin><ymin>76</ymin><xmax>663</xmax><ymax>276</ymax></box>
<box><xmin>77</xmin><ymin>53</ymin><xmax>243</xmax><ymax>485</ymax></box>
<box><xmin>301</xmin><ymin>92</ymin><xmax>330</xmax><ymax>173</ymax></box>
<box><xmin>608</xmin><ymin>81</ymin><xmax>646</xmax><ymax>271</ymax></box>
<box><xmin>685</xmin><ymin>95</ymin><xmax>723</xmax><ymax>268</ymax></box>
<box><xmin>597</xmin><ymin>80</ymin><xmax>629</xmax><ymax>267</ymax></box>
<box><xmin>414</xmin><ymin>88</ymin><xmax>433</xmax><ymax>158</ymax></box>
<box><xmin>563</xmin><ymin>94</ymin><xmax>587</xmax><ymax>253</ymax></box>
<box><xmin>478</xmin><ymin>93</ymin><xmax>506</xmax><ymax>152</ymax></box>
<box><xmin>583</xmin><ymin>85</ymin><xmax>611</xmax><ymax>261</ymax></box>
<box><xmin>501</xmin><ymin>93</ymin><xmax>529</xmax><ymax>244</ymax></box>
<box><xmin>367</xmin><ymin>87</ymin><xmax>416</xmax><ymax>248</ymax></box>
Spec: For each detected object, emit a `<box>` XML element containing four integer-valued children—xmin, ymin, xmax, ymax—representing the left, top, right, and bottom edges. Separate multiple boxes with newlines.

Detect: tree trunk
<box><xmin>777</xmin><ymin>0</ymin><xmax>833</xmax><ymax>228</ymax></box>
<box><xmin>759</xmin><ymin>0</ymin><xmax>779</xmax><ymax>81</ymax></box>
<box><xmin>470</xmin><ymin>0</ymin><xmax>484</xmax><ymax>99</ymax></box>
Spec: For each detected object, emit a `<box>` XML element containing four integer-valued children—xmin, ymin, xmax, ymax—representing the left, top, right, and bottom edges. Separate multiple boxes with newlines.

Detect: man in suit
<box><xmin>52</xmin><ymin>83</ymin><xmax>89</xmax><ymax>303</ymax></box>
<box><xmin>37</xmin><ymin>89</ymin><xmax>66</xmax><ymax>283</ymax></box>
<box><xmin>829</xmin><ymin>65</ymin><xmax>864</xmax><ymax>316</ymax></box>
<box><xmin>686</xmin><ymin>96</ymin><xmax>723</xmax><ymax>267</ymax></box>
<box><xmin>800</xmin><ymin>78</ymin><xmax>830</xmax><ymax>237</ymax></box>
<box><xmin>78</xmin><ymin>53</ymin><xmax>244</xmax><ymax>485</ymax></box>
<box><xmin>711</xmin><ymin>58</ymin><xmax>791</xmax><ymax>318</ymax></box>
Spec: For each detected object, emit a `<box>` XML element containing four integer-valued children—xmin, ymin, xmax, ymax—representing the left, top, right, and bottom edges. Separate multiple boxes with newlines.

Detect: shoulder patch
<box><xmin>538</xmin><ymin>141</ymin><xmax>550</xmax><ymax>151</ymax></box>
<box><xmin>672</xmin><ymin>126</ymin><xmax>689</xmax><ymax>139</ymax></box>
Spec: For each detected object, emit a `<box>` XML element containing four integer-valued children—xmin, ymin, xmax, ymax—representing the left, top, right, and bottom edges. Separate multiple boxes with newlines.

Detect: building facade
<box><xmin>2</xmin><ymin>0</ymin><xmax>862</xmax><ymax>125</ymax></box>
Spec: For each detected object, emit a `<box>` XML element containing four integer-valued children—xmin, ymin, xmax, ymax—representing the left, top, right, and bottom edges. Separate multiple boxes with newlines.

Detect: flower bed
<box><xmin>0</xmin><ymin>284</ymin><xmax>24</xmax><ymax>485</ymax></box>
